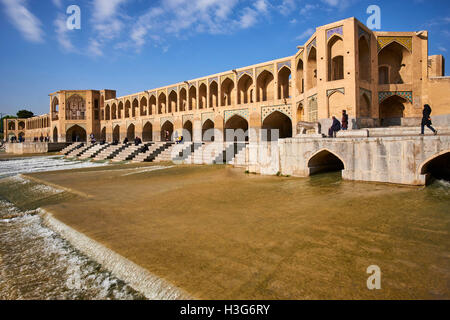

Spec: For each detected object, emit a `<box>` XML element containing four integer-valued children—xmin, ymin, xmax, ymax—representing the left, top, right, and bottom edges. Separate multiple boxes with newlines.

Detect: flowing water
<box><xmin>0</xmin><ymin>155</ymin><xmax>449</xmax><ymax>299</ymax></box>
<box><xmin>0</xmin><ymin>156</ymin><xmax>144</xmax><ymax>300</ymax></box>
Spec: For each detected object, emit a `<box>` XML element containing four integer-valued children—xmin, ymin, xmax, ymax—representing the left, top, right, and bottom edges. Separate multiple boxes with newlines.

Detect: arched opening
<box><xmin>8</xmin><ymin>121</ymin><xmax>15</xmax><ymax>130</ymax></box>
<box><xmin>328</xmin><ymin>35</ymin><xmax>344</xmax><ymax>81</ymax></box>
<box><xmin>101</xmin><ymin>127</ymin><xmax>106</xmax><ymax>141</ymax></box>
<box><xmin>111</xmin><ymin>103</ymin><xmax>117</xmax><ymax>120</ymax></box>
<box><xmin>360</xmin><ymin>93</ymin><xmax>371</xmax><ymax>118</ymax></box>
<box><xmin>278</xmin><ymin>67</ymin><xmax>291</xmax><ymax>100</ymax></box>
<box><xmin>149</xmin><ymin>95</ymin><xmax>156</xmax><ymax>115</ymax></box>
<box><xmin>140</xmin><ymin>97</ymin><xmax>148</xmax><ymax>116</ymax></box>
<box><xmin>420</xmin><ymin>152</ymin><xmax>450</xmax><ymax>183</ymax></box>
<box><xmin>256</xmin><ymin>70</ymin><xmax>274</xmax><ymax>102</ymax></box>
<box><xmin>221</xmin><ymin>78</ymin><xmax>235</xmax><ymax>106</ymax></box>
<box><xmin>66</xmin><ymin>94</ymin><xmax>86</xmax><ymax>120</ymax></box>
<box><xmin>105</xmin><ymin>105</ymin><xmax>111</xmax><ymax>120</ymax></box>
<box><xmin>53</xmin><ymin>127</ymin><xmax>58</xmax><ymax>142</ymax></box>
<box><xmin>127</xmin><ymin>124</ymin><xmax>135</xmax><ymax>141</ymax></box>
<box><xmin>308</xmin><ymin>149</ymin><xmax>345</xmax><ymax>176</ymax></box>
<box><xmin>199</xmin><ymin>84</ymin><xmax>207</xmax><ymax>109</ymax></box>
<box><xmin>224</xmin><ymin>115</ymin><xmax>248</xmax><ymax>142</ymax></box>
<box><xmin>125</xmin><ymin>100</ymin><xmax>131</xmax><ymax>118</ymax></box>
<box><xmin>238</xmin><ymin>74</ymin><xmax>253</xmax><ymax>104</ymax></box>
<box><xmin>296</xmin><ymin>59</ymin><xmax>304</xmax><ymax>94</ymax></box>
<box><xmin>209</xmin><ymin>81</ymin><xmax>218</xmax><ymax>108</ymax></box>
<box><xmin>52</xmin><ymin>97</ymin><xmax>59</xmax><ymax>120</ymax></box>
<box><xmin>378</xmin><ymin>42</ymin><xmax>411</xmax><ymax>84</ymax></box>
<box><xmin>66</xmin><ymin>125</ymin><xmax>87</xmax><ymax>142</ymax></box>
<box><xmin>179</xmin><ymin>88</ymin><xmax>187</xmax><ymax>112</ymax></box>
<box><xmin>158</xmin><ymin>93</ymin><xmax>167</xmax><ymax>114</ymax></box>
<box><xmin>202</xmin><ymin>119</ymin><xmax>215</xmax><ymax>141</ymax></box>
<box><xmin>113</xmin><ymin>125</ymin><xmax>120</xmax><ymax>142</ymax></box>
<box><xmin>328</xmin><ymin>91</ymin><xmax>346</xmax><ymax>118</ymax></box>
<box><xmin>168</xmin><ymin>91</ymin><xmax>177</xmax><ymax>113</ymax></box>
<box><xmin>101</xmin><ymin>108</ymin><xmax>105</xmax><ymax>120</ymax></box>
<box><xmin>132</xmin><ymin>99</ymin><xmax>139</xmax><ymax>117</ymax></box>
<box><xmin>143</xmin><ymin>122</ymin><xmax>153</xmax><ymax>142</ymax></box>
<box><xmin>359</xmin><ymin>36</ymin><xmax>371</xmax><ymax>82</ymax></box>
<box><xmin>189</xmin><ymin>86</ymin><xmax>196</xmax><ymax>110</ymax></box>
<box><xmin>183</xmin><ymin>120</ymin><xmax>193</xmax><ymax>141</ymax></box>
<box><xmin>262</xmin><ymin>111</ymin><xmax>293</xmax><ymax>141</ymax></box>
<box><xmin>18</xmin><ymin>132</ymin><xmax>25</xmax><ymax>140</ymax></box>
<box><xmin>306</xmin><ymin>47</ymin><xmax>317</xmax><ymax>90</ymax></box>
<box><xmin>161</xmin><ymin>121</ymin><xmax>174</xmax><ymax>141</ymax></box>
<box><xmin>297</xmin><ymin>102</ymin><xmax>304</xmax><ymax>122</ymax></box>
<box><xmin>379</xmin><ymin>95</ymin><xmax>406</xmax><ymax>127</ymax></box>
<box><xmin>118</xmin><ymin>101</ymin><xmax>124</xmax><ymax>119</ymax></box>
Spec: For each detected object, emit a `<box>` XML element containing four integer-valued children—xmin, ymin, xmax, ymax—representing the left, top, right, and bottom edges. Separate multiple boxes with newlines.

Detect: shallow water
<box><xmin>0</xmin><ymin>156</ymin><xmax>144</xmax><ymax>300</ymax></box>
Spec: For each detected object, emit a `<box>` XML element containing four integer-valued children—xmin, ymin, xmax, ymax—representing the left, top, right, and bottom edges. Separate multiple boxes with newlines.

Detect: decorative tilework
<box><xmin>261</xmin><ymin>105</ymin><xmax>292</xmax><ymax>122</ymax></box>
<box><xmin>65</xmin><ymin>91</ymin><xmax>86</xmax><ymax>100</ymax></box>
<box><xmin>160</xmin><ymin>117</ymin><xmax>174</xmax><ymax>125</ymax></box>
<box><xmin>237</xmin><ymin>69</ymin><xmax>253</xmax><ymax>80</ymax></box>
<box><xmin>360</xmin><ymin>88</ymin><xmax>372</xmax><ymax>103</ymax></box>
<box><xmin>189</xmin><ymin>82</ymin><xmax>196</xmax><ymax>88</ymax></box>
<box><xmin>182</xmin><ymin>114</ymin><xmax>194</xmax><ymax>124</ymax></box>
<box><xmin>202</xmin><ymin>112</ymin><xmax>215</xmax><ymax>125</ymax></box>
<box><xmin>224</xmin><ymin>109</ymin><xmax>249</xmax><ymax>122</ymax></box>
<box><xmin>209</xmin><ymin>77</ymin><xmax>218</xmax><ymax>84</ymax></box>
<box><xmin>358</xmin><ymin>27</ymin><xmax>370</xmax><ymax>40</ymax></box>
<box><xmin>327</xmin><ymin>26</ymin><xmax>343</xmax><ymax>40</ymax></box>
<box><xmin>168</xmin><ymin>86</ymin><xmax>177</xmax><ymax>93</ymax></box>
<box><xmin>295</xmin><ymin>51</ymin><xmax>304</xmax><ymax>64</ymax></box>
<box><xmin>379</xmin><ymin>91</ymin><xmax>413</xmax><ymax>104</ymax></box>
<box><xmin>221</xmin><ymin>73</ymin><xmax>234</xmax><ymax>83</ymax></box>
<box><xmin>377</xmin><ymin>36</ymin><xmax>412</xmax><ymax>52</ymax></box>
<box><xmin>199</xmin><ymin>79</ymin><xmax>208</xmax><ymax>87</ymax></box>
<box><xmin>326</xmin><ymin>88</ymin><xmax>345</xmax><ymax>97</ymax></box>
<box><xmin>179</xmin><ymin>84</ymin><xmax>187</xmax><ymax>91</ymax></box>
<box><xmin>307</xmin><ymin>38</ymin><xmax>316</xmax><ymax>55</ymax></box>
<box><xmin>277</xmin><ymin>61</ymin><xmax>291</xmax><ymax>71</ymax></box>
<box><xmin>256</xmin><ymin>65</ymin><xmax>274</xmax><ymax>77</ymax></box>
<box><xmin>149</xmin><ymin>91</ymin><xmax>156</xmax><ymax>98</ymax></box>
<box><xmin>158</xmin><ymin>89</ymin><xmax>166</xmax><ymax>97</ymax></box>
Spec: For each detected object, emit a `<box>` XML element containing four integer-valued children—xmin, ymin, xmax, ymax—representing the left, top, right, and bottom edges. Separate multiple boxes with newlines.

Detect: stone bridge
<box><xmin>248</xmin><ymin>135</ymin><xmax>450</xmax><ymax>186</ymax></box>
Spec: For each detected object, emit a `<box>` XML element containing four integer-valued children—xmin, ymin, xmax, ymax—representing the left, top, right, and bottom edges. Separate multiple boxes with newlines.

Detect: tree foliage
<box><xmin>16</xmin><ymin>109</ymin><xmax>34</xmax><ymax>119</ymax></box>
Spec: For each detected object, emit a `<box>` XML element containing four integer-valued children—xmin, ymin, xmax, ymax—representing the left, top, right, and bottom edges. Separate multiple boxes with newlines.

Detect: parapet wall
<box><xmin>5</xmin><ymin>142</ymin><xmax>70</xmax><ymax>154</ymax></box>
<box><xmin>247</xmin><ymin>135</ymin><xmax>450</xmax><ymax>186</ymax></box>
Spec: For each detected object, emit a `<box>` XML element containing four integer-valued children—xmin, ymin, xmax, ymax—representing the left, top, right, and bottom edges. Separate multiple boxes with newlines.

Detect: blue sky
<box><xmin>0</xmin><ymin>0</ymin><xmax>449</xmax><ymax>116</ymax></box>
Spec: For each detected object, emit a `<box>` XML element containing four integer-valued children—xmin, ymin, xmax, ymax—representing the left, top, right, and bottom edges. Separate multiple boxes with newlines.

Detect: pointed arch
<box><xmin>306</xmin><ymin>47</ymin><xmax>317</xmax><ymax>90</ymax></box>
<box><xmin>149</xmin><ymin>95</ymin><xmax>156</xmax><ymax>115</ymax></box>
<box><xmin>158</xmin><ymin>92</ymin><xmax>167</xmax><ymax>114</ymax></box>
<box><xmin>296</xmin><ymin>59</ymin><xmax>304</xmax><ymax>94</ymax></box>
<box><xmin>53</xmin><ymin>127</ymin><xmax>58</xmax><ymax>142</ymax></box>
<box><xmin>224</xmin><ymin>114</ymin><xmax>248</xmax><ymax>142</ymax></box>
<box><xmin>111</xmin><ymin>103</ymin><xmax>117</xmax><ymax>120</ymax></box>
<box><xmin>199</xmin><ymin>83</ymin><xmax>207</xmax><ymax>109</ymax></box>
<box><xmin>113</xmin><ymin>125</ymin><xmax>120</xmax><ymax>142</ymax></box>
<box><xmin>419</xmin><ymin>151</ymin><xmax>450</xmax><ymax>183</ymax></box>
<box><xmin>379</xmin><ymin>95</ymin><xmax>407</xmax><ymax>127</ymax></box>
<box><xmin>140</xmin><ymin>96</ymin><xmax>148</xmax><ymax>116</ymax></box>
<box><xmin>237</xmin><ymin>74</ymin><xmax>253</xmax><ymax>104</ymax></box>
<box><xmin>307</xmin><ymin>149</ymin><xmax>345</xmax><ymax>176</ymax></box>
<box><xmin>132</xmin><ymin>98</ymin><xmax>139</xmax><ymax>117</ymax></box>
<box><xmin>328</xmin><ymin>35</ymin><xmax>344</xmax><ymax>81</ymax></box>
<box><xmin>125</xmin><ymin>100</ymin><xmax>131</xmax><ymax>118</ymax></box>
<box><xmin>358</xmin><ymin>36</ymin><xmax>371</xmax><ymax>82</ymax></box>
<box><xmin>209</xmin><ymin>81</ymin><xmax>218</xmax><ymax>108</ymax></box>
<box><xmin>168</xmin><ymin>90</ymin><xmax>177</xmax><ymax>113</ymax></box>
<box><xmin>262</xmin><ymin>111</ymin><xmax>292</xmax><ymax>141</ymax></box>
<box><xmin>161</xmin><ymin>120</ymin><xmax>174</xmax><ymax>141</ymax></box>
<box><xmin>118</xmin><ymin>101</ymin><xmax>124</xmax><ymax>119</ymax></box>
<box><xmin>221</xmin><ymin>78</ymin><xmax>235</xmax><ymax>106</ymax></box>
<box><xmin>142</xmin><ymin>121</ymin><xmax>153</xmax><ymax>142</ymax></box>
<box><xmin>179</xmin><ymin>87</ymin><xmax>187</xmax><ymax>112</ymax></box>
<box><xmin>127</xmin><ymin>123</ymin><xmax>135</xmax><ymax>141</ymax></box>
<box><xmin>256</xmin><ymin>70</ymin><xmax>274</xmax><ymax>102</ymax></box>
<box><xmin>202</xmin><ymin>119</ymin><xmax>215</xmax><ymax>141</ymax></box>
<box><xmin>378</xmin><ymin>41</ymin><xmax>412</xmax><ymax>84</ymax></box>
<box><xmin>183</xmin><ymin>120</ymin><xmax>193</xmax><ymax>141</ymax></box>
<box><xmin>278</xmin><ymin>66</ymin><xmax>291</xmax><ymax>100</ymax></box>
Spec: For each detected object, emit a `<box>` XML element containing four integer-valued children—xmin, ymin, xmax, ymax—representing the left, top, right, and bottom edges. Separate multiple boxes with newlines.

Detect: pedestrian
<box><xmin>328</xmin><ymin>116</ymin><xmax>342</xmax><ymax>138</ymax></box>
<box><xmin>421</xmin><ymin>104</ymin><xmax>437</xmax><ymax>135</ymax></box>
<box><xmin>342</xmin><ymin>110</ymin><xmax>348</xmax><ymax>131</ymax></box>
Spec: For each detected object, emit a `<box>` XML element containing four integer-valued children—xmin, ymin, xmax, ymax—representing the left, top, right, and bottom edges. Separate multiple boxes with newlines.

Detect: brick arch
<box><xmin>307</xmin><ymin>148</ymin><xmax>346</xmax><ymax>175</ymax></box>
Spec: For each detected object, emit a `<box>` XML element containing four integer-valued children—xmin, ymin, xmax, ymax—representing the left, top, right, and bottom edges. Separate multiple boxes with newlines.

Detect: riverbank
<box><xmin>10</xmin><ymin>164</ymin><xmax>449</xmax><ymax>299</ymax></box>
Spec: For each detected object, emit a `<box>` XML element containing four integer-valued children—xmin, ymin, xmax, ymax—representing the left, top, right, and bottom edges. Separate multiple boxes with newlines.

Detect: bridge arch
<box><xmin>419</xmin><ymin>150</ymin><xmax>450</xmax><ymax>183</ymax></box>
<box><xmin>127</xmin><ymin>123</ymin><xmax>135</xmax><ymax>141</ymax></box>
<box><xmin>66</xmin><ymin>125</ymin><xmax>86</xmax><ymax>142</ymax></box>
<box><xmin>161</xmin><ymin>120</ymin><xmax>174</xmax><ymax>141</ymax></box>
<box><xmin>113</xmin><ymin>125</ymin><xmax>120</xmax><ymax>142</ymax></box>
<box><xmin>307</xmin><ymin>148</ymin><xmax>345</xmax><ymax>176</ymax></box>
<box><xmin>224</xmin><ymin>115</ymin><xmax>248</xmax><ymax>142</ymax></box>
<box><xmin>143</xmin><ymin>122</ymin><xmax>153</xmax><ymax>142</ymax></box>
<box><xmin>262</xmin><ymin>111</ymin><xmax>292</xmax><ymax>141</ymax></box>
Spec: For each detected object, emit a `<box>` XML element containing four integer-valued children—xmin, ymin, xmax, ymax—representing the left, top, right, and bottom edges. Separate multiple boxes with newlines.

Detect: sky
<box><xmin>0</xmin><ymin>0</ymin><xmax>449</xmax><ymax>116</ymax></box>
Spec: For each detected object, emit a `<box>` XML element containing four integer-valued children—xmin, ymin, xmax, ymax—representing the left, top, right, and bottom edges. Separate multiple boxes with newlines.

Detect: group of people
<box><xmin>327</xmin><ymin>104</ymin><xmax>438</xmax><ymax>138</ymax></box>
<box><xmin>9</xmin><ymin>135</ymin><xmax>50</xmax><ymax>143</ymax></box>
<box><xmin>122</xmin><ymin>136</ymin><xmax>143</xmax><ymax>146</ymax></box>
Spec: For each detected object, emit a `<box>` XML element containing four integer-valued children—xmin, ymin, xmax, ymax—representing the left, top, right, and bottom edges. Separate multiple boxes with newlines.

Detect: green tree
<box><xmin>16</xmin><ymin>109</ymin><xmax>34</xmax><ymax>119</ymax></box>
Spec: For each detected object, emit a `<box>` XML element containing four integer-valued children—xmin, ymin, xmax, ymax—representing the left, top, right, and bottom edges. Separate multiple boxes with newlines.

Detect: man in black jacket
<box><xmin>421</xmin><ymin>104</ymin><xmax>437</xmax><ymax>135</ymax></box>
<box><xmin>328</xmin><ymin>116</ymin><xmax>341</xmax><ymax>138</ymax></box>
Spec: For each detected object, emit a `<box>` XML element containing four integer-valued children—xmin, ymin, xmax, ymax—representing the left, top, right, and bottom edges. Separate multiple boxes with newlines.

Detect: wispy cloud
<box><xmin>1</xmin><ymin>0</ymin><xmax>44</xmax><ymax>43</ymax></box>
<box><xmin>295</xmin><ymin>27</ymin><xmax>315</xmax><ymax>41</ymax></box>
<box><xmin>278</xmin><ymin>0</ymin><xmax>296</xmax><ymax>16</ymax></box>
<box><xmin>54</xmin><ymin>13</ymin><xmax>74</xmax><ymax>52</ymax></box>
<box><xmin>125</xmin><ymin>0</ymin><xmax>269</xmax><ymax>51</ymax></box>
<box><xmin>52</xmin><ymin>0</ymin><xmax>63</xmax><ymax>8</ymax></box>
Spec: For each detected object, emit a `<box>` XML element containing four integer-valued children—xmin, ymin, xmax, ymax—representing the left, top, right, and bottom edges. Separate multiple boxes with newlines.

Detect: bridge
<box><xmin>248</xmin><ymin>132</ymin><xmax>450</xmax><ymax>186</ymax></box>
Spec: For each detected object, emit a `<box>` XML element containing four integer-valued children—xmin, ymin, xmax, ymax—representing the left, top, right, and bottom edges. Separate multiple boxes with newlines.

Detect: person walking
<box><xmin>342</xmin><ymin>110</ymin><xmax>349</xmax><ymax>131</ymax></box>
<box><xmin>421</xmin><ymin>104</ymin><xmax>437</xmax><ymax>135</ymax></box>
